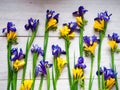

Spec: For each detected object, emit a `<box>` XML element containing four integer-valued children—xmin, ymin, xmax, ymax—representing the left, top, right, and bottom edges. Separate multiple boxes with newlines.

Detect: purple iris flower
<box><xmin>10</xmin><ymin>48</ymin><xmax>25</xmax><ymax>61</ymax></box>
<box><xmin>63</xmin><ymin>22</ymin><xmax>78</xmax><ymax>32</ymax></box>
<box><xmin>68</xmin><ymin>22</ymin><xmax>78</xmax><ymax>32</ymax></box>
<box><xmin>46</xmin><ymin>10</ymin><xmax>59</xmax><ymax>22</ymax></box>
<box><xmin>96</xmin><ymin>67</ymin><xmax>104</xmax><ymax>75</ymax></box>
<box><xmin>83</xmin><ymin>35</ymin><xmax>99</xmax><ymax>46</ymax></box>
<box><xmin>108</xmin><ymin>33</ymin><xmax>120</xmax><ymax>43</ymax></box>
<box><xmin>2</xmin><ymin>22</ymin><xmax>16</xmax><ymax>33</ymax></box>
<box><xmin>83</xmin><ymin>36</ymin><xmax>91</xmax><ymax>46</ymax></box>
<box><xmin>31</xmin><ymin>44</ymin><xmax>44</xmax><ymax>56</ymax></box>
<box><xmin>35</xmin><ymin>60</ymin><xmax>52</xmax><ymax>76</ymax></box>
<box><xmin>73</xmin><ymin>6</ymin><xmax>88</xmax><ymax>17</ymax></box>
<box><xmin>94</xmin><ymin>11</ymin><xmax>112</xmax><ymax>22</ymax></box>
<box><xmin>96</xmin><ymin>67</ymin><xmax>117</xmax><ymax>80</ymax></box>
<box><xmin>75</xmin><ymin>57</ymin><xmax>86</xmax><ymax>69</ymax></box>
<box><xmin>52</xmin><ymin>45</ymin><xmax>66</xmax><ymax>57</ymax></box>
<box><xmin>25</xmin><ymin>18</ymin><xmax>39</xmax><ymax>31</ymax></box>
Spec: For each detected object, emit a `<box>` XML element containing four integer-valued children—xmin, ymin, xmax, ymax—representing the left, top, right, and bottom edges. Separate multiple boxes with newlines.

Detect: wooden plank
<box><xmin>0</xmin><ymin>37</ymin><xmax>120</xmax><ymax>79</ymax></box>
<box><xmin>0</xmin><ymin>79</ymin><xmax>120</xmax><ymax>90</ymax></box>
<box><xmin>0</xmin><ymin>0</ymin><xmax>120</xmax><ymax>36</ymax></box>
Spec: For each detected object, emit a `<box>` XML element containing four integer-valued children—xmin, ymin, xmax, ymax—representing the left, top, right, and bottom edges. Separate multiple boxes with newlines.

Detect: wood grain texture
<box><xmin>0</xmin><ymin>0</ymin><xmax>120</xmax><ymax>90</ymax></box>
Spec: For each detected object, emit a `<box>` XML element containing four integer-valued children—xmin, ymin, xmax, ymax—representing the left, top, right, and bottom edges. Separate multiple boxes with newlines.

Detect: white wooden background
<box><xmin>0</xmin><ymin>0</ymin><xmax>120</xmax><ymax>90</ymax></box>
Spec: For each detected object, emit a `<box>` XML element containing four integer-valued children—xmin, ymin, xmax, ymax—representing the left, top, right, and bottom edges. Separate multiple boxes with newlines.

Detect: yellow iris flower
<box><xmin>108</xmin><ymin>40</ymin><xmax>118</xmax><ymax>51</ymax></box>
<box><xmin>60</xmin><ymin>26</ymin><xmax>70</xmax><ymax>37</ymax></box>
<box><xmin>20</xmin><ymin>80</ymin><xmax>33</xmax><ymax>90</ymax></box>
<box><xmin>7</xmin><ymin>31</ymin><xmax>17</xmax><ymax>41</ymax></box>
<box><xmin>68</xmin><ymin>32</ymin><xmax>75</xmax><ymax>39</ymax></box>
<box><xmin>106</xmin><ymin>78</ymin><xmax>115</xmax><ymax>90</ymax></box>
<box><xmin>94</xmin><ymin>19</ymin><xmax>105</xmax><ymax>31</ymax></box>
<box><xmin>76</xmin><ymin>16</ymin><xmax>83</xmax><ymax>27</ymax></box>
<box><xmin>84</xmin><ymin>42</ymin><xmax>97</xmax><ymax>55</ymax></box>
<box><xmin>47</xmin><ymin>18</ymin><xmax>57</xmax><ymax>29</ymax></box>
<box><xmin>72</xmin><ymin>68</ymin><xmax>85</xmax><ymax>79</ymax></box>
<box><xmin>57</xmin><ymin>57</ymin><xmax>67</xmax><ymax>73</ymax></box>
<box><xmin>13</xmin><ymin>60</ymin><xmax>25</xmax><ymax>71</ymax></box>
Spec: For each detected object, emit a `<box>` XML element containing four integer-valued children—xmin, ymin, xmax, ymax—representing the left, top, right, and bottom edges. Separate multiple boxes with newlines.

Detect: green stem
<box><xmin>88</xmin><ymin>55</ymin><xmax>94</xmax><ymax>90</ymax></box>
<box><xmin>7</xmin><ymin>42</ymin><xmax>12</xmax><ymax>90</ymax></box>
<box><xmin>43</xmin><ymin>20</ymin><xmax>49</xmax><ymax>60</ymax></box>
<box><xmin>47</xmin><ymin>68</ymin><xmax>50</xmax><ymax>90</ymax></box>
<box><xmin>43</xmin><ymin>30</ymin><xmax>49</xmax><ymax>60</ymax></box>
<box><xmin>21</xmin><ymin>39</ymin><xmax>29</xmax><ymax>83</ymax></box>
<box><xmin>111</xmin><ymin>49</ymin><xmax>114</xmax><ymax>70</ymax></box>
<box><xmin>111</xmin><ymin>50</ymin><xmax>119</xmax><ymax>90</ymax></box>
<box><xmin>79</xmin><ymin>27</ymin><xmax>85</xmax><ymax>90</ymax></box>
<box><xmin>97</xmin><ymin>32</ymin><xmax>104</xmax><ymax>90</ymax></box>
<box><xmin>115</xmin><ymin>72</ymin><xmax>119</xmax><ymax>90</ymax></box>
<box><xmin>52</xmin><ymin>66</ymin><xmax>56</xmax><ymax>90</ymax></box>
<box><xmin>39</xmin><ymin>75</ymin><xmax>44</xmax><ymax>90</ymax></box>
<box><xmin>74</xmin><ymin>81</ymin><xmax>78</xmax><ymax>90</ymax></box>
<box><xmin>54</xmin><ymin>57</ymin><xmax>59</xmax><ymax>81</ymax></box>
<box><xmin>32</xmin><ymin>53</ymin><xmax>39</xmax><ymax>90</ymax></box>
<box><xmin>39</xmin><ymin>20</ymin><xmax>49</xmax><ymax>90</ymax></box>
<box><xmin>65</xmin><ymin>40</ymin><xmax>72</xmax><ymax>90</ymax></box>
<box><xmin>79</xmin><ymin>27</ymin><xmax>84</xmax><ymax>57</ymax></box>
<box><xmin>21</xmin><ymin>24</ymin><xmax>39</xmax><ymax>83</ymax></box>
<box><xmin>12</xmin><ymin>71</ymin><xmax>18</xmax><ymax>90</ymax></box>
<box><xmin>102</xmin><ymin>73</ymin><xmax>105</xmax><ymax>89</ymax></box>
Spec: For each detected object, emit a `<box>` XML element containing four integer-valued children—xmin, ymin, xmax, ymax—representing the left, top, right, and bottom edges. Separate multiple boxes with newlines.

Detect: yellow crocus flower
<box><xmin>84</xmin><ymin>42</ymin><xmax>97</xmax><ymax>55</ymax></box>
<box><xmin>20</xmin><ymin>80</ymin><xmax>33</xmax><ymax>90</ymax></box>
<box><xmin>72</xmin><ymin>68</ymin><xmax>84</xmax><ymax>79</ymax></box>
<box><xmin>59</xmin><ymin>26</ymin><xmax>70</xmax><ymax>37</ymax></box>
<box><xmin>13</xmin><ymin>60</ymin><xmax>25</xmax><ymax>71</ymax></box>
<box><xmin>7</xmin><ymin>31</ymin><xmax>17</xmax><ymax>41</ymax></box>
<box><xmin>47</xmin><ymin>18</ymin><xmax>57</xmax><ymax>29</ymax></box>
<box><xmin>76</xmin><ymin>16</ymin><xmax>83</xmax><ymax>27</ymax></box>
<box><xmin>106</xmin><ymin>78</ymin><xmax>115</xmax><ymax>90</ymax></box>
<box><xmin>94</xmin><ymin>19</ymin><xmax>104</xmax><ymax>31</ymax></box>
<box><xmin>108</xmin><ymin>40</ymin><xmax>118</xmax><ymax>51</ymax></box>
<box><xmin>57</xmin><ymin>57</ymin><xmax>67</xmax><ymax>73</ymax></box>
<box><xmin>68</xmin><ymin>32</ymin><xmax>75</xmax><ymax>39</ymax></box>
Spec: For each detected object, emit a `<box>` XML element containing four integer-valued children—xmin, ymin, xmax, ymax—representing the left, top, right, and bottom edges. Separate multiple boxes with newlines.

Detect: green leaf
<box><xmin>21</xmin><ymin>23</ymin><xmax>39</xmax><ymax>83</ymax></box>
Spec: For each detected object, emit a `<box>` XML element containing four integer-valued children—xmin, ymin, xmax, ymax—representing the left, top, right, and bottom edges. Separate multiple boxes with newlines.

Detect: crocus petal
<box><xmin>106</xmin><ymin>78</ymin><xmax>115</xmax><ymax>90</ymax></box>
<box><xmin>13</xmin><ymin>60</ymin><xmax>25</xmax><ymax>71</ymax></box>
<box><xmin>94</xmin><ymin>19</ymin><xmax>104</xmax><ymax>31</ymax></box>
<box><xmin>108</xmin><ymin>40</ymin><xmax>118</xmax><ymax>50</ymax></box>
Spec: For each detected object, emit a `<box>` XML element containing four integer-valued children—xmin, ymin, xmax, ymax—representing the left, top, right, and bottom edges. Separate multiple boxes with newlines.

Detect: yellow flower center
<box><xmin>47</xmin><ymin>18</ymin><xmax>57</xmax><ymax>29</ymax></box>
<box><xmin>106</xmin><ymin>78</ymin><xmax>115</xmax><ymax>90</ymax></box>
<box><xmin>68</xmin><ymin>32</ymin><xmax>75</xmax><ymax>39</ymax></box>
<box><xmin>20</xmin><ymin>80</ymin><xmax>33</xmax><ymax>90</ymax></box>
<box><xmin>84</xmin><ymin>42</ymin><xmax>97</xmax><ymax>55</ymax></box>
<box><xmin>108</xmin><ymin>40</ymin><xmax>118</xmax><ymax>51</ymax></box>
<box><xmin>76</xmin><ymin>16</ymin><xmax>83</xmax><ymax>27</ymax></box>
<box><xmin>13</xmin><ymin>60</ymin><xmax>25</xmax><ymax>71</ymax></box>
<box><xmin>7</xmin><ymin>31</ymin><xmax>17</xmax><ymax>41</ymax></box>
<box><xmin>94</xmin><ymin>19</ymin><xmax>104</xmax><ymax>31</ymax></box>
<box><xmin>60</xmin><ymin>26</ymin><xmax>70</xmax><ymax>37</ymax></box>
<box><xmin>72</xmin><ymin>68</ymin><xmax>85</xmax><ymax>80</ymax></box>
<box><xmin>57</xmin><ymin>57</ymin><xmax>67</xmax><ymax>73</ymax></box>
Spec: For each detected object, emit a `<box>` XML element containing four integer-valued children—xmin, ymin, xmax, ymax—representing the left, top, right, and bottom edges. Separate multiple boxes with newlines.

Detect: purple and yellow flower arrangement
<box><xmin>2</xmin><ymin>6</ymin><xmax>120</xmax><ymax>90</ymax></box>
